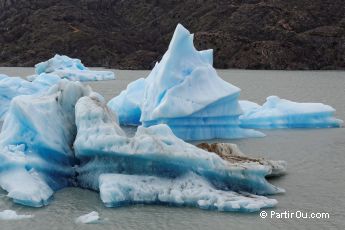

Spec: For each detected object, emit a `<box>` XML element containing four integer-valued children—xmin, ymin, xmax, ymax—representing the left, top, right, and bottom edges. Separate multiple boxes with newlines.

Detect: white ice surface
<box><xmin>75</xmin><ymin>211</ymin><xmax>100</xmax><ymax>224</ymax></box>
<box><xmin>99</xmin><ymin>173</ymin><xmax>277</xmax><ymax>212</ymax></box>
<box><xmin>31</xmin><ymin>54</ymin><xmax>115</xmax><ymax>82</ymax></box>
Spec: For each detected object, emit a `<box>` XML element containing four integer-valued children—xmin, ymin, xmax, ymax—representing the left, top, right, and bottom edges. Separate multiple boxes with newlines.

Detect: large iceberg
<box><xmin>0</xmin><ymin>81</ymin><xmax>285</xmax><ymax>211</ymax></box>
<box><xmin>28</xmin><ymin>54</ymin><xmax>115</xmax><ymax>82</ymax></box>
<box><xmin>109</xmin><ymin>24</ymin><xmax>263</xmax><ymax>140</ymax></box>
<box><xmin>240</xmin><ymin>96</ymin><xmax>343</xmax><ymax>129</ymax></box>
<box><xmin>75</xmin><ymin>94</ymin><xmax>284</xmax><ymax>211</ymax></box>
<box><xmin>0</xmin><ymin>80</ymin><xmax>91</xmax><ymax>207</ymax></box>
<box><xmin>0</xmin><ymin>74</ymin><xmax>61</xmax><ymax>121</ymax></box>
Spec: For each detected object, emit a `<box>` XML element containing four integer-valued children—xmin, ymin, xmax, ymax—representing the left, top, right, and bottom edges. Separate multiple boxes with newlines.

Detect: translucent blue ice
<box><xmin>107</xmin><ymin>78</ymin><xmax>146</xmax><ymax>125</ymax></box>
<box><xmin>240</xmin><ymin>96</ymin><xmax>343</xmax><ymax>129</ymax></box>
<box><xmin>74</xmin><ymin>95</ymin><xmax>283</xmax><ymax>212</ymax></box>
<box><xmin>0</xmin><ymin>80</ymin><xmax>91</xmax><ymax>207</ymax></box>
<box><xmin>30</xmin><ymin>54</ymin><xmax>115</xmax><ymax>82</ymax></box>
<box><xmin>0</xmin><ymin>83</ymin><xmax>284</xmax><ymax>211</ymax></box>
<box><xmin>0</xmin><ymin>73</ymin><xmax>61</xmax><ymax>120</ymax></box>
<box><xmin>108</xmin><ymin>24</ymin><xmax>263</xmax><ymax>140</ymax></box>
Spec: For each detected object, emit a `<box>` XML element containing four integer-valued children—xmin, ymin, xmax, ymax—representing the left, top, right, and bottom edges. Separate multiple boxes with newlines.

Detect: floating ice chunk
<box><xmin>75</xmin><ymin>95</ymin><xmax>283</xmax><ymax>197</ymax></box>
<box><xmin>0</xmin><ymin>80</ymin><xmax>91</xmax><ymax>207</ymax></box>
<box><xmin>240</xmin><ymin>96</ymin><xmax>343</xmax><ymax>129</ymax></box>
<box><xmin>0</xmin><ymin>73</ymin><xmax>61</xmax><ymax>120</ymax></box>
<box><xmin>99</xmin><ymin>173</ymin><xmax>277</xmax><ymax>212</ymax></box>
<box><xmin>32</xmin><ymin>54</ymin><xmax>115</xmax><ymax>82</ymax></box>
<box><xmin>0</xmin><ymin>210</ymin><xmax>33</xmax><ymax>220</ymax></box>
<box><xmin>107</xmin><ymin>78</ymin><xmax>146</xmax><ymax>125</ymax></box>
<box><xmin>75</xmin><ymin>211</ymin><xmax>100</xmax><ymax>224</ymax></box>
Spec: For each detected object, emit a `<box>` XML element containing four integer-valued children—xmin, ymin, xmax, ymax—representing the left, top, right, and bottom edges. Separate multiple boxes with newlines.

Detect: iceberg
<box><xmin>239</xmin><ymin>96</ymin><xmax>343</xmax><ymax>129</ymax></box>
<box><xmin>0</xmin><ymin>83</ymin><xmax>285</xmax><ymax>211</ymax></box>
<box><xmin>0</xmin><ymin>80</ymin><xmax>91</xmax><ymax>207</ymax></box>
<box><xmin>29</xmin><ymin>54</ymin><xmax>115</xmax><ymax>82</ymax></box>
<box><xmin>113</xmin><ymin>24</ymin><xmax>262</xmax><ymax>140</ymax></box>
<box><xmin>75</xmin><ymin>94</ymin><xmax>284</xmax><ymax>211</ymax></box>
<box><xmin>0</xmin><ymin>73</ymin><xmax>61</xmax><ymax>120</ymax></box>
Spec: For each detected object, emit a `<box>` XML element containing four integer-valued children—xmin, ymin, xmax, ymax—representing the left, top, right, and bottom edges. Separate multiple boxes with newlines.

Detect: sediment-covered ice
<box><xmin>239</xmin><ymin>96</ymin><xmax>343</xmax><ymax>129</ymax></box>
<box><xmin>75</xmin><ymin>211</ymin><xmax>100</xmax><ymax>224</ymax></box>
<box><xmin>0</xmin><ymin>80</ymin><xmax>91</xmax><ymax>207</ymax></box>
<box><xmin>0</xmin><ymin>73</ymin><xmax>61</xmax><ymax>120</ymax></box>
<box><xmin>28</xmin><ymin>54</ymin><xmax>115</xmax><ymax>82</ymax></box>
<box><xmin>74</xmin><ymin>94</ymin><xmax>284</xmax><ymax>211</ymax></box>
<box><xmin>0</xmin><ymin>210</ymin><xmax>33</xmax><ymax>220</ymax></box>
<box><xmin>109</xmin><ymin>24</ymin><xmax>262</xmax><ymax>140</ymax></box>
<box><xmin>197</xmin><ymin>142</ymin><xmax>287</xmax><ymax>177</ymax></box>
<box><xmin>99</xmin><ymin>173</ymin><xmax>277</xmax><ymax>212</ymax></box>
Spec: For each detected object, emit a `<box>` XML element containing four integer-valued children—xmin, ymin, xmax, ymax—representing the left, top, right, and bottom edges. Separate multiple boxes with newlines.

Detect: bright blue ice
<box><xmin>0</xmin><ymin>80</ymin><xmax>91</xmax><ymax>207</ymax></box>
<box><xmin>30</xmin><ymin>54</ymin><xmax>115</xmax><ymax>82</ymax></box>
<box><xmin>74</xmin><ymin>95</ymin><xmax>283</xmax><ymax>212</ymax></box>
<box><xmin>107</xmin><ymin>78</ymin><xmax>146</xmax><ymax>125</ymax></box>
<box><xmin>107</xmin><ymin>24</ymin><xmax>262</xmax><ymax>140</ymax></box>
<box><xmin>0</xmin><ymin>81</ymin><xmax>284</xmax><ymax>211</ymax></box>
<box><xmin>0</xmin><ymin>73</ymin><xmax>61</xmax><ymax>120</ymax></box>
<box><xmin>240</xmin><ymin>96</ymin><xmax>343</xmax><ymax>129</ymax></box>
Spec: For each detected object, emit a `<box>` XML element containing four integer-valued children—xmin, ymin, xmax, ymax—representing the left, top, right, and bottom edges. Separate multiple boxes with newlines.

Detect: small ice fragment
<box><xmin>75</xmin><ymin>211</ymin><xmax>100</xmax><ymax>224</ymax></box>
<box><xmin>0</xmin><ymin>210</ymin><xmax>33</xmax><ymax>220</ymax></box>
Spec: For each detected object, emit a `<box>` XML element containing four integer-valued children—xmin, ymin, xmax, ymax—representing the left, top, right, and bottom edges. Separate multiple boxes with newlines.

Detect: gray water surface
<box><xmin>0</xmin><ymin>68</ymin><xmax>344</xmax><ymax>230</ymax></box>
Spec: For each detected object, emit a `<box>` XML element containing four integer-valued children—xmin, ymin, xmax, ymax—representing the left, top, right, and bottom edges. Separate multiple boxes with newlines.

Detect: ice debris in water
<box><xmin>0</xmin><ymin>80</ymin><xmax>91</xmax><ymax>207</ymax></box>
<box><xmin>0</xmin><ymin>210</ymin><xmax>33</xmax><ymax>220</ymax></box>
<box><xmin>75</xmin><ymin>211</ymin><xmax>100</xmax><ymax>224</ymax></box>
<box><xmin>108</xmin><ymin>24</ymin><xmax>263</xmax><ymax>140</ymax></box>
<box><xmin>28</xmin><ymin>54</ymin><xmax>115</xmax><ymax>82</ymax></box>
<box><xmin>239</xmin><ymin>96</ymin><xmax>343</xmax><ymax>129</ymax></box>
<box><xmin>0</xmin><ymin>73</ymin><xmax>61</xmax><ymax>120</ymax></box>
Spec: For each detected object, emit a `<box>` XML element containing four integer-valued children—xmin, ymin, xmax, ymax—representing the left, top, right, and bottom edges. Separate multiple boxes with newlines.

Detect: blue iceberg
<box><xmin>0</xmin><ymin>80</ymin><xmax>91</xmax><ymax>207</ymax></box>
<box><xmin>29</xmin><ymin>54</ymin><xmax>115</xmax><ymax>82</ymax></box>
<box><xmin>75</xmin><ymin>94</ymin><xmax>284</xmax><ymax>211</ymax></box>
<box><xmin>0</xmin><ymin>82</ymin><xmax>285</xmax><ymax>211</ymax></box>
<box><xmin>240</xmin><ymin>96</ymin><xmax>343</xmax><ymax>129</ymax></box>
<box><xmin>0</xmin><ymin>74</ymin><xmax>61</xmax><ymax>121</ymax></box>
<box><xmin>108</xmin><ymin>24</ymin><xmax>263</xmax><ymax>140</ymax></box>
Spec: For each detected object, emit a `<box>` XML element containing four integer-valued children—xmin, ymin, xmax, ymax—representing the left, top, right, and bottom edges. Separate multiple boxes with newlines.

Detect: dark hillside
<box><xmin>0</xmin><ymin>0</ymin><xmax>344</xmax><ymax>69</ymax></box>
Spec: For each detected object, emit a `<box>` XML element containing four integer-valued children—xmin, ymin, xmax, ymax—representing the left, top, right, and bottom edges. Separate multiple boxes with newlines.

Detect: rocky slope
<box><xmin>0</xmin><ymin>0</ymin><xmax>344</xmax><ymax>69</ymax></box>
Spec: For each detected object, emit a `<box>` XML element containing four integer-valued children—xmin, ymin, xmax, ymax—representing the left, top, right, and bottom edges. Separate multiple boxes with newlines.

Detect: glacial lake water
<box><xmin>0</xmin><ymin>68</ymin><xmax>344</xmax><ymax>230</ymax></box>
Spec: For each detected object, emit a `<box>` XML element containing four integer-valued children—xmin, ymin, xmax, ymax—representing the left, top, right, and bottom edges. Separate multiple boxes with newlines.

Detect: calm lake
<box><xmin>0</xmin><ymin>68</ymin><xmax>344</xmax><ymax>230</ymax></box>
